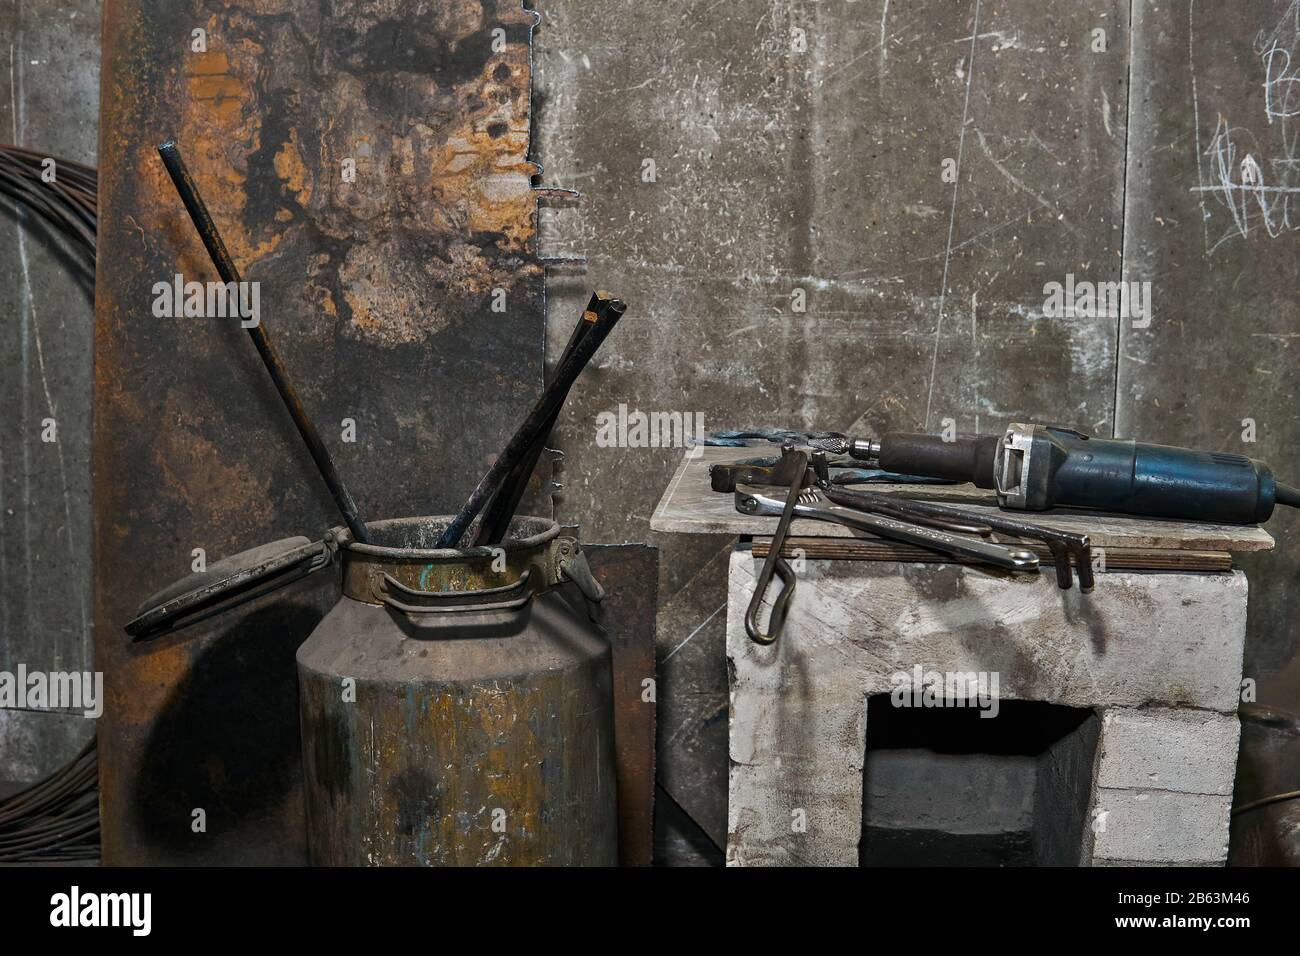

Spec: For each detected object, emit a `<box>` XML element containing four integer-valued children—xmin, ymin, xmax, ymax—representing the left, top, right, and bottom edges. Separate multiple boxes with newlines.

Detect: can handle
<box><xmin>558</xmin><ymin>549</ymin><xmax>605</xmax><ymax>603</ymax></box>
<box><xmin>378</xmin><ymin>569</ymin><xmax>533</xmax><ymax>615</ymax></box>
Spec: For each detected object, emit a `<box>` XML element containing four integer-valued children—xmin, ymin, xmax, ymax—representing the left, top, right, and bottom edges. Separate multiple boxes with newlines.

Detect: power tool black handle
<box><xmin>876</xmin><ymin>432</ymin><xmax>1000</xmax><ymax>489</ymax></box>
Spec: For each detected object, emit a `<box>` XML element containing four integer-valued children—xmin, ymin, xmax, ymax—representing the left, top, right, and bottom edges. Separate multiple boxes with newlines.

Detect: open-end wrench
<box><xmin>795</xmin><ymin>447</ymin><xmax>1086</xmax><ymax>588</ymax></box>
<box><xmin>736</xmin><ymin>486</ymin><xmax>1040</xmax><ymax>574</ymax></box>
<box><xmin>820</xmin><ymin>484</ymin><xmax>1092</xmax><ymax>590</ymax></box>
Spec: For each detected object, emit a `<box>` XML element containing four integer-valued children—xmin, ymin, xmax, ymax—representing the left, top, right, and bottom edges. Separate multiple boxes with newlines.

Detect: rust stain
<box><xmin>96</xmin><ymin>0</ymin><xmax>550</xmax><ymax>865</ymax></box>
<box><xmin>148</xmin><ymin>394</ymin><xmax>275</xmax><ymax>530</ymax></box>
<box><xmin>185</xmin><ymin>49</ymin><xmax>243</xmax><ymax>121</ymax></box>
<box><xmin>140</xmin><ymin>0</ymin><xmax>548</xmax><ymax>348</ymax></box>
<box><xmin>273</xmin><ymin>128</ymin><xmax>313</xmax><ymax>207</ymax></box>
<box><xmin>179</xmin><ymin>24</ymin><xmax>282</xmax><ymax>267</ymax></box>
<box><xmin>112</xmin><ymin>640</ymin><xmax>190</xmax><ymax>726</ymax></box>
<box><xmin>313</xmin><ymin>666</ymin><xmax>600</xmax><ymax>864</ymax></box>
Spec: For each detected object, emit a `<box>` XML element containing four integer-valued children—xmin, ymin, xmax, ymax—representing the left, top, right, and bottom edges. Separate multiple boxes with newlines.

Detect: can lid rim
<box><xmin>335</xmin><ymin>514</ymin><xmax>559</xmax><ymax>560</ymax></box>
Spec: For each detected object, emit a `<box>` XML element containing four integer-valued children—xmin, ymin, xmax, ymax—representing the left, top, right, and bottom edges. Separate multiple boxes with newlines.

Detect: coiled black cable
<box><xmin>1277</xmin><ymin>482</ymin><xmax>1300</xmax><ymax>510</ymax></box>
<box><xmin>0</xmin><ymin>143</ymin><xmax>99</xmax><ymax>863</ymax></box>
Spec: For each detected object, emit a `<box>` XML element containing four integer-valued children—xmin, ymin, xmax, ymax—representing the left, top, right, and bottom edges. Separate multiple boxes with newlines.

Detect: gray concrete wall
<box><xmin>1118</xmin><ymin>0</ymin><xmax>1300</xmax><ymax>690</ymax></box>
<box><xmin>531</xmin><ymin>0</ymin><xmax>1298</xmax><ymax>853</ymax></box>
<box><xmin>0</xmin><ymin>0</ymin><xmax>1295</xmax><ymax>857</ymax></box>
<box><xmin>0</xmin><ymin>0</ymin><xmax>100</xmax><ymax>782</ymax></box>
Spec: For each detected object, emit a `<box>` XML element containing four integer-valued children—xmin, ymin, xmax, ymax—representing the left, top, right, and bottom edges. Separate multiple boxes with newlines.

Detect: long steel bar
<box><xmin>157</xmin><ymin>140</ymin><xmax>370</xmax><ymax>543</ymax></box>
<box><xmin>438</xmin><ymin>292</ymin><xmax>626</xmax><ymax>549</ymax></box>
<box><xmin>473</xmin><ymin>294</ymin><xmax>600</xmax><ymax>546</ymax></box>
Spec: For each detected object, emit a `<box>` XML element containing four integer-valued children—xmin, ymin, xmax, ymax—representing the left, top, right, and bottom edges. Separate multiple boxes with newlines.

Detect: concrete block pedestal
<box><xmin>725</xmin><ymin>555</ymin><xmax>1248</xmax><ymax>867</ymax></box>
<box><xmin>648</xmin><ymin>445</ymin><xmax>1271</xmax><ymax>868</ymax></box>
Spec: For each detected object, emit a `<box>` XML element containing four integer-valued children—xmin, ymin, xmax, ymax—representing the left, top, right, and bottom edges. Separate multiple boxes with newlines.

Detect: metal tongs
<box><xmin>714</xmin><ymin>445</ymin><xmax>1092</xmax><ymax>645</ymax></box>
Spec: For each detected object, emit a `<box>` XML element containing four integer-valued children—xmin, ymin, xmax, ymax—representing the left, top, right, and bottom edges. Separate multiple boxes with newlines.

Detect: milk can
<box><xmin>297</xmin><ymin>515</ymin><xmax>616</xmax><ymax>865</ymax></box>
<box><xmin>126</xmin><ymin>515</ymin><xmax>618</xmax><ymax>867</ymax></box>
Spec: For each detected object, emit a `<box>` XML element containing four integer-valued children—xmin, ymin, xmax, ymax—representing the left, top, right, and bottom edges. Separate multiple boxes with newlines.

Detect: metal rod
<box><xmin>821</xmin><ymin>484</ymin><xmax>1091</xmax><ymax>589</ymax></box>
<box><xmin>473</xmin><ymin>295</ymin><xmax>600</xmax><ymax>546</ymax></box>
<box><xmin>741</xmin><ymin>452</ymin><xmax>808</xmax><ymax>645</ymax></box>
<box><xmin>438</xmin><ymin>291</ymin><xmax>626</xmax><ymax>549</ymax></box>
<box><xmin>157</xmin><ymin>139</ymin><xmax>370</xmax><ymax>544</ymax></box>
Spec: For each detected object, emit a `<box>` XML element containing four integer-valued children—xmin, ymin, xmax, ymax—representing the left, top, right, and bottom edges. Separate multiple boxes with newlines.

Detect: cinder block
<box><xmin>865</xmin><ymin>750</ymin><xmax>1037</xmax><ymax>834</ymax></box>
<box><xmin>1096</xmin><ymin>708</ymin><xmax>1240</xmax><ymax>795</ymax></box>
<box><xmin>1090</xmin><ymin>789</ymin><xmax>1232</xmax><ymax>865</ymax></box>
<box><xmin>726</xmin><ymin>551</ymin><xmax>1249</xmax><ymax>867</ymax></box>
<box><xmin>732</xmin><ymin>556</ymin><xmax>1249</xmax><ymax>712</ymax></box>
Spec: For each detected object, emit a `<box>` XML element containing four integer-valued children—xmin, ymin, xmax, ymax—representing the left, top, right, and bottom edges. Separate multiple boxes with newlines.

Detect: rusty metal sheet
<box><xmin>95</xmin><ymin>0</ymin><xmax>545</xmax><ymax>863</ymax></box>
<box><xmin>652</xmin><ymin>534</ymin><xmax>731</xmax><ymax>852</ymax></box>
<box><xmin>1231</xmin><ymin>705</ymin><xmax>1300</xmax><ymax>865</ymax></box>
<box><xmin>584</xmin><ymin>543</ymin><xmax>658</xmax><ymax>866</ymax></box>
<box><xmin>119</xmin><ymin>576</ymin><xmax>334</xmax><ymax>865</ymax></box>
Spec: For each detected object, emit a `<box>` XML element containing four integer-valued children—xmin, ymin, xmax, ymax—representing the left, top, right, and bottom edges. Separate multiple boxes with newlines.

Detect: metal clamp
<box><xmin>557</xmin><ymin>545</ymin><xmax>605</xmax><ymax>603</ymax></box>
<box><xmin>994</xmin><ymin>423</ymin><xmax>1037</xmax><ymax>510</ymax></box>
<box><xmin>745</xmin><ymin>548</ymin><xmax>797</xmax><ymax>646</ymax></box>
<box><xmin>743</xmin><ymin>449</ymin><xmax>808</xmax><ymax>645</ymax></box>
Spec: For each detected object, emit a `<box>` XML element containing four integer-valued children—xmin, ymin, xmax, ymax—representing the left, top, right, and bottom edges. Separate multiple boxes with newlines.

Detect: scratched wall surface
<box><xmin>95</xmin><ymin>0</ymin><xmax>545</xmax><ymax>862</ymax></box>
<box><xmin>1119</xmin><ymin>0</ymin><xmax>1300</xmax><ymax>697</ymax></box>
<box><xmin>11</xmin><ymin>0</ymin><xmax>1297</xmax><ymax>866</ymax></box>
<box><xmin>0</xmin><ymin>0</ymin><xmax>100</xmax><ymax>782</ymax></box>
<box><xmin>533</xmin><ymin>0</ymin><xmax>1130</xmax><ymax>851</ymax></box>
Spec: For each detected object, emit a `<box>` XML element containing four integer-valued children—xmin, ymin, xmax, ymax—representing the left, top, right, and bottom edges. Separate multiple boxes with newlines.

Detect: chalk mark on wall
<box><xmin>923</xmin><ymin>0</ymin><xmax>981</xmax><ymax>431</ymax></box>
<box><xmin>1191</xmin><ymin>0</ymin><xmax>1300</xmax><ymax>253</ymax></box>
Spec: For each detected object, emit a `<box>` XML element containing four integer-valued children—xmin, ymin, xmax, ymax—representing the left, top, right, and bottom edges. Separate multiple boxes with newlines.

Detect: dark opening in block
<box><xmin>860</xmin><ymin>695</ymin><xmax>1100</xmax><ymax>866</ymax></box>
